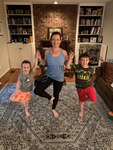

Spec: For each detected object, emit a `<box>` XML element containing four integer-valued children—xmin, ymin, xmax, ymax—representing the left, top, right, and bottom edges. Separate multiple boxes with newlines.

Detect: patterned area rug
<box><xmin>0</xmin><ymin>83</ymin><xmax>113</xmax><ymax>150</ymax></box>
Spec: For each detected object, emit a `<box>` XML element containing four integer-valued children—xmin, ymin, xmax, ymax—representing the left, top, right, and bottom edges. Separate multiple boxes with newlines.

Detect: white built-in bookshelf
<box><xmin>78</xmin><ymin>5</ymin><xmax>104</xmax><ymax>43</ymax></box>
<box><xmin>75</xmin><ymin>4</ymin><xmax>107</xmax><ymax>67</ymax></box>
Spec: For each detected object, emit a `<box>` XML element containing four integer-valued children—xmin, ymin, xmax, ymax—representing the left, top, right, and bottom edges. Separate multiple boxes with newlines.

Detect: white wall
<box><xmin>103</xmin><ymin>0</ymin><xmax>113</xmax><ymax>59</ymax></box>
<box><xmin>0</xmin><ymin>0</ymin><xmax>10</xmax><ymax>78</ymax></box>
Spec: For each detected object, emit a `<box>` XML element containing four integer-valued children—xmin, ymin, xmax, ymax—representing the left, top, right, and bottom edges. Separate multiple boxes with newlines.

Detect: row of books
<box><xmin>80</xmin><ymin>7</ymin><xmax>103</xmax><ymax>16</ymax></box>
<box><xmin>90</xmin><ymin>27</ymin><xmax>102</xmax><ymax>35</ymax></box>
<box><xmin>10</xmin><ymin>27</ymin><xmax>32</xmax><ymax>34</ymax></box>
<box><xmin>7</xmin><ymin>9</ymin><xmax>31</xmax><ymax>14</ymax></box>
<box><xmin>79</xmin><ymin>27</ymin><xmax>102</xmax><ymax>35</ymax></box>
<box><xmin>8</xmin><ymin>18</ymin><xmax>31</xmax><ymax>25</ymax></box>
<box><xmin>80</xmin><ymin>19</ymin><xmax>101</xmax><ymax>26</ymax></box>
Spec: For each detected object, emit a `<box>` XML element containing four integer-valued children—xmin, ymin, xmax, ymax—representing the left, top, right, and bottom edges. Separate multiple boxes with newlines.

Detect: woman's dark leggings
<box><xmin>34</xmin><ymin>75</ymin><xmax>63</xmax><ymax>110</ymax></box>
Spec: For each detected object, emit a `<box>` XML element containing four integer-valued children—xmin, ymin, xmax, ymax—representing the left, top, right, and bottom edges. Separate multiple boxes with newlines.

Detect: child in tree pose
<box><xmin>10</xmin><ymin>60</ymin><xmax>34</xmax><ymax>117</ymax></box>
<box><xmin>67</xmin><ymin>53</ymin><xmax>97</xmax><ymax>118</ymax></box>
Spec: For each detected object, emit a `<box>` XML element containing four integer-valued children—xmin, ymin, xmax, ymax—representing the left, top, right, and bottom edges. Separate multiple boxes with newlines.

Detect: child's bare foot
<box><xmin>50</xmin><ymin>96</ymin><xmax>55</xmax><ymax>104</ymax></box>
<box><xmin>79</xmin><ymin>111</ymin><xmax>84</xmax><ymax>118</ymax></box>
<box><xmin>79</xmin><ymin>102</ymin><xmax>84</xmax><ymax>119</ymax></box>
<box><xmin>25</xmin><ymin>110</ymin><xmax>30</xmax><ymax>118</ymax></box>
<box><xmin>52</xmin><ymin>110</ymin><xmax>59</xmax><ymax>118</ymax></box>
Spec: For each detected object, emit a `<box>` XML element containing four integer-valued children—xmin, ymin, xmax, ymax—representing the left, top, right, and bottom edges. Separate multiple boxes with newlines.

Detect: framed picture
<box><xmin>48</xmin><ymin>27</ymin><xmax>63</xmax><ymax>39</ymax></box>
<box><xmin>0</xmin><ymin>22</ymin><xmax>3</xmax><ymax>36</ymax></box>
<box><xmin>90</xmin><ymin>37</ymin><xmax>97</xmax><ymax>43</ymax></box>
<box><xmin>92</xmin><ymin>10</ymin><xmax>97</xmax><ymax>15</ymax></box>
<box><xmin>86</xmin><ymin>8</ymin><xmax>91</xmax><ymax>15</ymax></box>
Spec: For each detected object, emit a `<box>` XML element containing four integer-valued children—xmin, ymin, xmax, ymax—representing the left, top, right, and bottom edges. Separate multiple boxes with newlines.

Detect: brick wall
<box><xmin>33</xmin><ymin>4</ymin><xmax>77</xmax><ymax>51</ymax></box>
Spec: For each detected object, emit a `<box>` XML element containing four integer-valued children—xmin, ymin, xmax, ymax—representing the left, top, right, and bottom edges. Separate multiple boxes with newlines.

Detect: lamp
<box><xmin>53</xmin><ymin>1</ymin><xmax>58</xmax><ymax>4</ymax></box>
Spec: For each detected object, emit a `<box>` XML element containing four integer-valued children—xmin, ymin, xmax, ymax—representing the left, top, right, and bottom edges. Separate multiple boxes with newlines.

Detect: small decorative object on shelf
<box><xmin>97</xmin><ymin>36</ymin><xmax>103</xmax><ymax>43</ymax></box>
<box><xmin>80</xmin><ymin>8</ymin><xmax>84</xmax><ymax>15</ymax></box>
<box><xmin>78</xmin><ymin>5</ymin><xmax>104</xmax><ymax>43</ymax></box>
<box><xmin>86</xmin><ymin>8</ymin><xmax>92</xmax><ymax>15</ymax></box>
<box><xmin>6</xmin><ymin>4</ymin><xmax>32</xmax><ymax>43</ymax></box>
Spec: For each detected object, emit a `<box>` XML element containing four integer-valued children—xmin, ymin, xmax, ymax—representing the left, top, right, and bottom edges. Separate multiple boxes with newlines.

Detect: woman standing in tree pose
<box><xmin>33</xmin><ymin>32</ymin><xmax>69</xmax><ymax>118</ymax></box>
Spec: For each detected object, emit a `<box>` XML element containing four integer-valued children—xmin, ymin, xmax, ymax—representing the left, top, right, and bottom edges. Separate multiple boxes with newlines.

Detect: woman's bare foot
<box><xmin>25</xmin><ymin>110</ymin><xmax>30</xmax><ymax>118</ymax></box>
<box><xmin>50</xmin><ymin>96</ymin><xmax>55</xmax><ymax>104</ymax></box>
<box><xmin>52</xmin><ymin>110</ymin><xmax>59</xmax><ymax>118</ymax></box>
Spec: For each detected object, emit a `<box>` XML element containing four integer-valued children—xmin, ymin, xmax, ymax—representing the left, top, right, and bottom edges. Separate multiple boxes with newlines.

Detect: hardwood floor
<box><xmin>0</xmin><ymin>68</ymin><xmax>75</xmax><ymax>90</ymax></box>
<box><xmin>0</xmin><ymin>69</ymin><xmax>20</xmax><ymax>90</ymax></box>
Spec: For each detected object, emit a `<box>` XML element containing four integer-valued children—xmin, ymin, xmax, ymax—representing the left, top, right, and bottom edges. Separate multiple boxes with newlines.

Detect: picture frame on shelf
<box><xmin>82</xmin><ymin>38</ymin><xmax>89</xmax><ymax>42</ymax></box>
<box><xmin>92</xmin><ymin>10</ymin><xmax>97</xmax><ymax>15</ymax></box>
<box><xmin>97</xmin><ymin>8</ymin><xmax>103</xmax><ymax>15</ymax></box>
<box><xmin>48</xmin><ymin>27</ymin><xmax>63</xmax><ymax>39</ymax></box>
<box><xmin>86</xmin><ymin>8</ymin><xmax>91</xmax><ymax>15</ymax></box>
<box><xmin>90</xmin><ymin>37</ymin><xmax>97</xmax><ymax>43</ymax></box>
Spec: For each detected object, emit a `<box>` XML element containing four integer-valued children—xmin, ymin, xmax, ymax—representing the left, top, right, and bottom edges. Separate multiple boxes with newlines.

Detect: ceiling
<box><xmin>3</xmin><ymin>0</ymin><xmax>112</xmax><ymax>4</ymax></box>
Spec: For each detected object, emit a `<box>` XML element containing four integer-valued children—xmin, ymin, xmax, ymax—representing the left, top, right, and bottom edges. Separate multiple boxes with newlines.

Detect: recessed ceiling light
<box><xmin>54</xmin><ymin>1</ymin><xmax>58</xmax><ymax>4</ymax></box>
